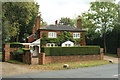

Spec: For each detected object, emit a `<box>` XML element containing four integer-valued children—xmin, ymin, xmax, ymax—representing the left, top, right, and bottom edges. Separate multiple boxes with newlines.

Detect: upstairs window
<box><xmin>73</xmin><ymin>33</ymin><xmax>80</xmax><ymax>39</ymax></box>
<box><xmin>48</xmin><ymin>32</ymin><xmax>57</xmax><ymax>38</ymax></box>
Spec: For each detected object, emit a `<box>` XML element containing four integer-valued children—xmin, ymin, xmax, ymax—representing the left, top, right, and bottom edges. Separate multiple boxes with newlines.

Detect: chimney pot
<box><xmin>55</xmin><ymin>20</ymin><xmax>58</xmax><ymax>25</ymax></box>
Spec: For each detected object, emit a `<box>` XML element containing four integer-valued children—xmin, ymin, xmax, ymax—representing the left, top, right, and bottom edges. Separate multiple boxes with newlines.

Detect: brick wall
<box><xmin>40</xmin><ymin>30</ymin><xmax>86</xmax><ymax>46</ymax></box>
<box><xmin>39</xmin><ymin>48</ymin><xmax>104</xmax><ymax>65</ymax></box>
<box><xmin>44</xmin><ymin>55</ymin><xmax>100</xmax><ymax>64</ymax></box>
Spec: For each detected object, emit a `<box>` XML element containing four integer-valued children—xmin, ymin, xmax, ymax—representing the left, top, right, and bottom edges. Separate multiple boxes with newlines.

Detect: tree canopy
<box><xmin>59</xmin><ymin>17</ymin><xmax>75</xmax><ymax>27</ymax></box>
<box><xmin>82</xmin><ymin>1</ymin><xmax>118</xmax><ymax>53</ymax></box>
<box><xmin>2</xmin><ymin>2</ymin><xmax>39</xmax><ymax>43</ymax></box>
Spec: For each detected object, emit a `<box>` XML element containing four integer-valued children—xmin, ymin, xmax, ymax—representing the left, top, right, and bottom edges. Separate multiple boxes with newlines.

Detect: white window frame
<box><xmin>64</xmin><ymin>44</ymin><xmax>71</xmax><ymax>47</ymax></box>
<box><xmin>48</xmin><ymin>32</ymin><xmax>57</xmax><ymax>38</ymax></box>
<box><xmin>73</xmin><ymin>33</ymin><xmax>80</xmax><ymax>39</ymax></box>
<box><xmin>46</xmin><ymin>43</ymin><xmax>56</xmax><ymax>47</ymax></box>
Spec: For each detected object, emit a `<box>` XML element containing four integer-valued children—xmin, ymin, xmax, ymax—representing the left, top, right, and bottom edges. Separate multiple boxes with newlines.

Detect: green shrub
<box><xmin>7</xmin><ymin>60</ymin><xmax>24</xmax><ymax>64</ymax></box>
<box><xmin>41</xmin><ymin>46</ymin><xmax>100</xmax><ymax>56</ymax></box>
<box><xmin>11</xmin><ymin>48</ymin><xmax>24</xmax><ymax>61</ymax></box>
<box><xmin>22</xmin><ymin>48</ymin><xmax>30</xmax><ymax>52</ymax></box>
<box><xmin>10</xmin><ymin>43</ymin><xmax>25</xmax><ymax>48</ymax></box>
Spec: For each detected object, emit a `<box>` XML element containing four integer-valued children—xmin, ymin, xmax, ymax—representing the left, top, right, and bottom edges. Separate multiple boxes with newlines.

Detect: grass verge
<box><xmin>105</xmin><ymin>53</ymin><xmax>118</xmax><ymax>58</ymax></box>
<box><xmin>7</xmin><ymin>60</ymin><xmax>24</xmax><ymax>64</ymax></box>
<box><xmin>29</xmin><ymin>60</ymin><xmax>111</xmax><ymax>70</ymax></box>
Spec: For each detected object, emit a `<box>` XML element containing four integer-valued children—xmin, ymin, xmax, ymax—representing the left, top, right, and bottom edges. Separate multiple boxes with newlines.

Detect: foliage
<box><xmin>59</xmin><ymin>17</ymin><xmax>75</xmax><ymax>27</ymax></box>
<box><xmin>41</xmin><ymin>31</ymin><xmax>83</xmax><ymax>46</ymax></box>
<box><xmin>105</xmin><ymin>53</ymin><xmax>118</xmax><ymax>58</ymax></box>
<box><xmin>82</xmin><ymin>1</ymin><xmax>118</xmax><ymax>53</ymax></box>
<box><xmin>41</xmin><ymin>46</ymin><xmax>100</xmax><ymax>56</ymax></box>
<box><xmin>40</xmin><ymin>17</ymin><xmax>47</xmax><ymax>27</ymax></box>
<box><xmin>10</xmin><ymin>48</ymin><xmax>24</xmax><ymax>61</ymax></box>
<box><xmin>10</xmin><ymin>43</ymin><xmax>25</xmax><ymax>48</ymax></box>
<box><xmin>22</xmin><ymin>48</ymin><xmax>30</xmax><ymax>50</ymax></box>
<box><xmin>10</xmin><ymin>42</ymin><xmax>21</xmax><ymax>44</ymax></box>
<box><xmin>2</xmin><ymin>2</ymin><xmax>39</xmax><ymax>42</ymax></box>
<box><xmin>7</xmin><ymin>60</ymin><xmax>24</xmax><ymax>64</ymax></box>
<box><xmin>12</xmin><ymin>48</ymin><xmax>24</xmax><ymax>55</ymax></box>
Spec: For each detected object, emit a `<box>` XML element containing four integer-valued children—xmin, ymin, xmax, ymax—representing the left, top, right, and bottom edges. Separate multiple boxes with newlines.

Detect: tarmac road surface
<box><xmin>4</xmin><ymin>64</ymin><xmax>118</xmax><ymax>78</ymax></box>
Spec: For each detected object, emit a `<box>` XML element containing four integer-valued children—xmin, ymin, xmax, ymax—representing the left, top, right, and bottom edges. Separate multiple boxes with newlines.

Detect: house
<box><xmin>22</xmin><ymin>16</ymin><xmax>86</xmax><ymax>56</ymax></box>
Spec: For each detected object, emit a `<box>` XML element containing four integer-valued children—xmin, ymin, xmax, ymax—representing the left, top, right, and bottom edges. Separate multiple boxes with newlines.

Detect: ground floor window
<box><xmin>46</xmin><ymin>43</ymin><xmax>57</xmax><ymax>47</ymax></box>
<box><xmin>65</xmin><ymin>44</ymin><xmax>71</xmax><ymax>47</ymax></box>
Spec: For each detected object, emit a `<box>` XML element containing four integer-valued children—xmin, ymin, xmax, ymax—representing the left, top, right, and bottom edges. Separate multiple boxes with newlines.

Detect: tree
<box><xmin>2</xmin><ymin>2</ymin><xmax>39</xmax><ymax>42</ymax></box>
<box><xmin>40</xmin><ymin>17</ymin><xmax>47</xmax><ymax>27</ymax></box>
<box><xmin>82</xmin><ymin>1</ymin><xmax>118</xmax><ymax>53</ymax></box>
<box><xmin>59</xmin><ymin>17</ymin><xmax>75</xmax><ymax>27</ymax></box>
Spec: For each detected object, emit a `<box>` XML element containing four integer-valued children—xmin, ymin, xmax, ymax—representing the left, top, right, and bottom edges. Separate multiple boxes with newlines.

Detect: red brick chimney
<box><xmin>36</xmin><ymin>16</ymin><xmax>40</xmax><ymax>30</ymax></box>
<box><xmin>55</xmin><ymin>20</ymin><xmax>58</xmax><ymax>25</ymax></box>
<box><xmin>77</xmin><ymin>16</ymin><xmax>82</xmax><ymax>29</ymax></box>
<box><xmin>32</xmin><ymin>26</ymin><xmax>35</xmax><ymax>34</ymax></box>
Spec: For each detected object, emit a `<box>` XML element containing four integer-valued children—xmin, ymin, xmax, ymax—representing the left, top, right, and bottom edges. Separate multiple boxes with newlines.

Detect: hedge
<box><xmin>10</xmin><ymin>43</ymin><xmax>25</xmax><ymax>48</ymax></box>
<box><xmin>41</xmin><ymin>46</ymin><xmax>100</xmax><ymax>56</ymax></box>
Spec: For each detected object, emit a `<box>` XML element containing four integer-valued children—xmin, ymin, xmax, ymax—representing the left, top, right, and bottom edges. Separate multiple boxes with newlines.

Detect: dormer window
<box><xmin>73</xmin><ymin>33</ymin><xmax>80</xmax><ymax>39</ymax></box>
<box><xmin>48</xmin><ymin>32</ymin><xmax>57</xmax><ymax>38</ymax></box>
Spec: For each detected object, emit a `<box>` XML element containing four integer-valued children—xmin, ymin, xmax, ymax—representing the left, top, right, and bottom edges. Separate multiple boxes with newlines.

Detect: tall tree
<box><xmin>40</xmin><ymin>17</ymin><xmax>47</xmax><ymax>27</ymax></box>
<box><xmin>82</xmin><ymin>1</ymin><xmax>118</xmax><ymax>53</ymax></box>
<box><xmin>2</xmin><ymin>2</ymin><xmax>39</xmax><ymax>42</ymax></box>
<box><xmin>59</xmin><ymin>17</ymin><xmax>75</xmax><ymax>27</ymax></box>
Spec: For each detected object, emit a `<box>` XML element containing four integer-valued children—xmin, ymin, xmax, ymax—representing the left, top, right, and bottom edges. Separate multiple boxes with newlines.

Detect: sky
<box><xmin>35</xmin><ymin>0</ymin><xmax>119</xmax><ymax>25</ymax></box>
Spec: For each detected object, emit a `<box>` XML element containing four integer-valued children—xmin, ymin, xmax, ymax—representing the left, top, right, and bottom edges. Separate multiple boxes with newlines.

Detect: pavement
<box><xmin>3</xmin><ymin>64</ymin><xmax>118</xmax><ymax>78</ymax></box>
<box><xmin>1</xmin><ymin>62</ymin><xmax>49</xmax><ymax>77</ymax></box>
<box><xmin>104</xmin><ymin>56</ymin><xmax>118</xmax><ymax>64</ymax></box>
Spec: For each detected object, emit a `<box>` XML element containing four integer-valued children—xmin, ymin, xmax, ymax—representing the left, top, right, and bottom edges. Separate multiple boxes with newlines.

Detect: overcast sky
<box><xmin>35</xmin><ymin>0</ymin><xmax>119</xmax><ymax>25</ymax></box>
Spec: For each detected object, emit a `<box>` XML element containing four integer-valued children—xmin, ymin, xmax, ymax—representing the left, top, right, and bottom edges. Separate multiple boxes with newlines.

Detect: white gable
<box><xmin>62</xmin><ymin>41</ymin><xmax>74</xmax><ymax>47</ymax></box>
<box><xmin>32</xmin><ymin>39</ymin><xmax>40</xmax><ymax>45</ymax></box>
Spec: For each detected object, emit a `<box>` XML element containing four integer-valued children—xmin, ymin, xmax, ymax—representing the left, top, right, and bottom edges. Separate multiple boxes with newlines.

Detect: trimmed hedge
<box><xmin>41</xmin><ymin>46</ymin><xmax>100</xmax><ymax>56</ymax></box>
<box><xmin>10</xmin><ymin>43</ymin><xmax>25</xmax><ymax>48</ymax></box>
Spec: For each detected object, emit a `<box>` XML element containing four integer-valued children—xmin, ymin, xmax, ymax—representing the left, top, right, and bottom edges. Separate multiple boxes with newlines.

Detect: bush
<box><xmin>22</xmin><ymin>48</ymin><xmax>30</xmax><ymax>53</ymax></box>
<box><xmin>10</xmin><ymin>42</ymin><xmax>25</xmax><ymax>48</ymax></box>
<box><xmin>41</xmin><ymin>46</ymin><xmax>100</xmax><ymax>56</ymax></box>
<box><xmin>10</xmin><ymin>48</ymin><xmax>24</xmax><ymax>61</ymax></box>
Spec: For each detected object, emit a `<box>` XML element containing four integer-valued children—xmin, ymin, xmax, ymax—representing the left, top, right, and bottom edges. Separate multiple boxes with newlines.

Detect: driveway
<box><xmin>4</xmin><ymin>64</ymin><xmax>118</xmax><ymax>78</ymax></box>
<box><xmin>1</xmin><ymin>62</ymin><xmax>50</xmax><ymax>77</ymax></box>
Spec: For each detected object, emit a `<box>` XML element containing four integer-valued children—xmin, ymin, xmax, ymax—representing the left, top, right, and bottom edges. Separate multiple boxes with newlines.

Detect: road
<box><xmin>3</xmin><ymin>64</ymin><xmax>118</xmax><ymax>78</ymax></box>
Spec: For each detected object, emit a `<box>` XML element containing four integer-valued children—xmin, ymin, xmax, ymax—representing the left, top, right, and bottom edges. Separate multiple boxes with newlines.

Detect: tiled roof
<box><xmin>40</xmin><ymin>25</ymin><xmax>85</xmax><ymax>32</ymax></box>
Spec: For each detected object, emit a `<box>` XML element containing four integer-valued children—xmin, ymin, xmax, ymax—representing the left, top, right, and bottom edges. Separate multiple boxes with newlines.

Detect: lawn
<box><xmin>105</xmin><ymin>53</ymin><xmax>118</xmax><ymax>58</ymax></box>
<box><xmin>29</xmin><ymin>60</ymin><xmax>111</xmax><ymax>70</ymax></box>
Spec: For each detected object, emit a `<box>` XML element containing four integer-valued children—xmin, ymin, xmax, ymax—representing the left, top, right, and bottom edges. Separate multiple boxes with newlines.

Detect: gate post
<box><xmin>39</xmin><ymin>53</ymin><xmax>45</xmax><ymax>64</ymax></box>
<box><xmin>117</xmin><ymin>48</ymin><xmax>120</xmax><ymax>58</ymax></box>
<box><xmin>4</xmin><ymin>43</ymin><xmax>10</xmax><ymax>61</ymax></box>
<box><xmin>100</xmin><ymin>48</ymin><xmax>104</xmax><ymax>60</ymax></box>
